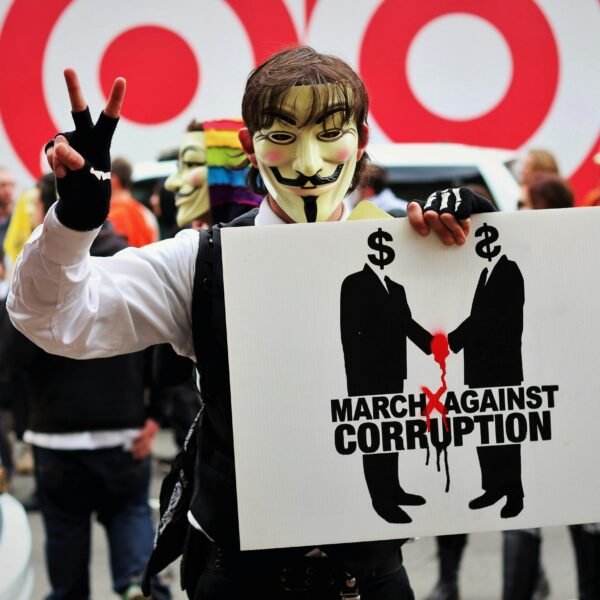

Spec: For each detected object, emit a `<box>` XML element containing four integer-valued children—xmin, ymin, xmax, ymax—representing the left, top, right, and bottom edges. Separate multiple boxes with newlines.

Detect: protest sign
<box><xmin>223</xmin><ymin>207</ymin><xmax>600</xmax><ymax>550</ymax></box>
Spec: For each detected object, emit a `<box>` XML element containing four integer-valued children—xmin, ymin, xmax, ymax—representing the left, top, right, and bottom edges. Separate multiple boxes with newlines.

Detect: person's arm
<box><xmin>448</xmin><ymin>318</ymin><xmax>469</xmax><ymax>353</ymax></box>
<box><xmin>7</xmin><ymin>69</ymin><xmax>197</xmax><ymax>360</ymax></box>
<box><xmin>7</xmin><ymin>209</ymin><xmax>198</xmax><ymax>360</ymax></box>
<box><xmin>396</xmin><ymin>286</ymin><xmax>432</xmax><ymax>354</ymax></box>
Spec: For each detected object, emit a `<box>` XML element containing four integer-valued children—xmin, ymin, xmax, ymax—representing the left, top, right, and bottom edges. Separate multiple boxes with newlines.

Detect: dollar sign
<box><xmin>475</xmin><ymin>223</ymin><xmax>501</xmax><ymax>262</ymax></box>
<box><xmin>367</xmin><ymin>227</ymin><xmax>395</xmax><ymax>269</ymax></box>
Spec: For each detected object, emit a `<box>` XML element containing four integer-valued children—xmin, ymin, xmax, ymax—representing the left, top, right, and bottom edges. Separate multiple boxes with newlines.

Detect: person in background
<box><xmin>517</xmin><ymin>148</ymin><xmax>560</xmax><ymax>209</ymax></box>
<box><xmin>0</xmin><ymin>166</ymin><xmax>15</xmax><ymax>252</ymax></box>
<box><xmin>108</xmin><ymin>156</ymin><xmax>159</xmax><ymax>247</ymax></box>
<box><xmin>519</xmin><ymin>172</ymin><xmax>574</xmax><ymax>211</ymax></box>
<box><xmin>518</xmin><ymin>149</ymin><xmax>559</xmax><ymax>185</ymax></box>
<box><xmin>498</xmin><ymin>172</ymin><xmax>577</xmax><ymax>600</ymax></box>
<box><xmin>582</xmin><ymin>146</ymin><xmax>600</xmax><ymax>207</ymax></box>
<box><xmin>3</xmin><ymin>173</ymin><xmax>171</xmax><ymax>600</ymax></box>
<box><xmin>356</xmin><ymin>163</ymin><xmax>408</xmax><ymax>216</ymax></box>
<box><xmin>149</xmin><ymin>179</ymin><xmax>180</xmax><ymax>240</ymax></box>
<box><xmin>165</xmin><ymin>118</ymin><xmax>262</xmax><ymax>229</ymax></box>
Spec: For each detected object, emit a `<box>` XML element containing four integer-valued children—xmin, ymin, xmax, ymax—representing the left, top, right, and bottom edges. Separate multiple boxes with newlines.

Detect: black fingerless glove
<box><xmin>423</xmin><ymin>187</ymin><xmax>496</xmax><ymax>219</ymax></box>
<box><xmin>51</xmin><ymin>108</ymin><xmax>119</xmax><ymax>231</ymax></box>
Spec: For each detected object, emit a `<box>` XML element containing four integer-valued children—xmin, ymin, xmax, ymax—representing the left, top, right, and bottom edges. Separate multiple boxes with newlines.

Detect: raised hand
<box><xmin>46</xmin><ymin>68</ymin><xmax>126</xmax><ymax>231</ymax></box>
<box><xmin>407</xmin><ymin>187</ymin><xmax>495</xmax><ymax>246</ymax></box>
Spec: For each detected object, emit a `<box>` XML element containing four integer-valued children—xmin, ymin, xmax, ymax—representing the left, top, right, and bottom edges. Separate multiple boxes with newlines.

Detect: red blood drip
<box><xmin>422</xmin><ymin>332</ymin><xmax>449</xmax><ymax>432</ymax></box>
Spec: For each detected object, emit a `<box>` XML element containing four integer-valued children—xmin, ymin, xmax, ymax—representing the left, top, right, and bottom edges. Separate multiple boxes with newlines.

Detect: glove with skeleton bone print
<box><xmin>422</xmin><ymin>187</ymin><xmax>496</xmax><ymax>220</ymax></box>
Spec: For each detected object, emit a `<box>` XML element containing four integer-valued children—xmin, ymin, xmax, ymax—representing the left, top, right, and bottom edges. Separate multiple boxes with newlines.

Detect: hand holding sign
<box><xmin>408</xmin><ymin>187</ymin><xmax>495</xmax><ymax>247</ymax></box>
<box><xmin>46</xmin><ymin>69</ymin><xmax>126</xmax><ymax>231</ymax></box>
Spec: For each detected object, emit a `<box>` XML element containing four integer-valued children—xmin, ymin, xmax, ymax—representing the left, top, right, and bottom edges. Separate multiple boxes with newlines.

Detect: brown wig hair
<box><xmin>527</xmin><ymin>173</ymin><xmax>574</xmax><ymax>210</ymax></box>
<box><xmin>241</xmin><ymin>46</ymin><xmax>369</xmax><ymax>195</ymax></box>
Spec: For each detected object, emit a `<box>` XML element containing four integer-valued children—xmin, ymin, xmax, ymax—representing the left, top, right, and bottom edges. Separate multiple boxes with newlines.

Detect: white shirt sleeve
<box><xmin>7</xmin><ymin>203</ymin><xmax>198</xmax><ymax>360</ymax></box>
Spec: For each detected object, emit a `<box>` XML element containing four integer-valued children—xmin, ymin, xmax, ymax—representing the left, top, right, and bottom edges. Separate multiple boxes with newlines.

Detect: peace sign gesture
<box><xmin>47</xmin><ymin>68</ymin><xmax>127</xmax><ymax>231</ymax></box>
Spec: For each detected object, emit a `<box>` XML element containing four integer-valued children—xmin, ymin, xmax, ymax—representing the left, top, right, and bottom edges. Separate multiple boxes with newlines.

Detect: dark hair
<box><xmin>527</xmin><ymin>173</ymin><xmax>573</xmax><ymax>210</ymax></box>
<box><xmin>359</xmin><ymin>164</ymin><xmax>388</xmax><ymax>195</ymax></box>
<box><xmin>111</xmin><ymin>157</ymin><xmax>133</xmax><ymax>190</ymax></box>
<box><xmin>37</xmin><ymin>173</ymin><xmax>57</xmax><ymax>216</ymax></box>
<box><xmin>241</xmin><ymin>46</ymin><xmax>369</xmax><ymax>195</ymax></box>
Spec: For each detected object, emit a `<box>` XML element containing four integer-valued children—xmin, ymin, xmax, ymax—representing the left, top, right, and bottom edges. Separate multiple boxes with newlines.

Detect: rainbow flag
<box><xmin>204</xmin><ymin>119</ymin><xmax>262</xmax><ymax>220</ymax></box>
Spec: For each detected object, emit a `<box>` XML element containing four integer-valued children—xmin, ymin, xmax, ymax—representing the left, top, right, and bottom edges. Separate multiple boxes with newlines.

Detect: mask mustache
<box><xmin>270</xmin><ymin>164</ymin><xmax>344</xmax><ymax>188</ymax></box>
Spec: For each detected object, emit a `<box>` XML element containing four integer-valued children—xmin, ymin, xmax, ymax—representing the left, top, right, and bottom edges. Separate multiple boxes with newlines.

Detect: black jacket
<box><xmin>341</xmin><ymin>263</ymin><xmax>432</xmax><ymax>395</ymax></box>
<box><xmin>146</xmin><ymin>210</ymin><xmax>410</xmax><ymax>586</ymax></box>
<box><xmin>0</xmin><ymin>223</ymin><xmax>161</xmax><ymax>433</ymax></box>
<box><xmin>449</xmin><ymin>255</ymin><xmax>524</xmax><ymax>388</ymax></box>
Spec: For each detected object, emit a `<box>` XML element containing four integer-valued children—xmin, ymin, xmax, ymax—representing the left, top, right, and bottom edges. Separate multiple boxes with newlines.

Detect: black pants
<box><xmin>191</xmin><ymin>566</ymin><xmax>414</xmax><ymax>600</ymax></box>
<box><xmin>569</xmin><ymin>524</ymin><xmax>600</xmax><ymax>600</ymax></box>
<box><xmin>183</xmin><ymin>529</ymin><xmax>414</xmax><ymax>600</ymax></box>
<box><xmin>502</xmin><ymin>529</ymin><xmax>540</xmax><ymax>600</ymax></box>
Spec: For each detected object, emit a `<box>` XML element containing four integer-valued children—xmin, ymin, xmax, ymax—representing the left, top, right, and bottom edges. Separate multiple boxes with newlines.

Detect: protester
<box><xmin>8</xmin><ymin>47</ymin><xmax>492</xmax><ymax>599</ymax></box>
<box><xmin>3</xmin><ymin>173</ymin><xmax>171</xmax><ymax>600</ymax></box>
<box><xmin>356</xmin><ymin>163</ymin><xmax>408</xmax><ymax>216</ymax></box>
<box><xmin>517</xmin><ymin>148</ymin><xmax>560</xmax><ymax>210</ymax></box>
<box><xmin>0</xmin><ymin>166</ymin><xmax>15</xmax><ymax>251</ymax></box>
<box><xmin>149</xmin><ymin>180</ymin><xmax>180</xmax><ymax>240</ymax></box>
<box><xmin>582</xmin><ymin>146</ymin><xmax>600</xmax><ymax>207</ymax></box>
<box><xmin>108</xmin><ymin>156</ymin><xmax>159</xmax><ymax>247</ymax></box>
<box><xmin>165</xmin><ymin>118</ymin><xmax>261</xmax><ymax>228</ymax></box>
<box><xmin>494</xmin><ymin>172</ymin><xmax>578</xmax><ymax>600</ymax></box>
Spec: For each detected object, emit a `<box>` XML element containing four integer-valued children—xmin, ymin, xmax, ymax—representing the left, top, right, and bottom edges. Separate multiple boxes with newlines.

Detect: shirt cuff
<box><xmin>39</xmin><ymin>202</ymin><xmax>100</xmax><ymax>266</ymax></box>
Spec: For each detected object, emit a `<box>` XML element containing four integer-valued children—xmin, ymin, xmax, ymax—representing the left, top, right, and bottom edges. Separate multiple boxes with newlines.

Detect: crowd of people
<box><xmin>0</xmin><ymin>45</ymin><xmax>599</xmax><ymax>600</ymax></box>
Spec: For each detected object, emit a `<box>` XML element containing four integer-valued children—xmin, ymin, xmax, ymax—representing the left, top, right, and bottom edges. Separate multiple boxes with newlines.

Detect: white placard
<box><xmin>223</xmin><ymin>208</ymin><xmax>600</xmax><ymax>550</ymax></box>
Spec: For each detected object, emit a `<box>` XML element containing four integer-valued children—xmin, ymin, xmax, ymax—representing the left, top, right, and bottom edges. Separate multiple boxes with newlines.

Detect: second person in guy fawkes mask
<box><xmin>165</xmin><ymin>118</ymin><xmax>261</xmax><ymax>228</ymax></box>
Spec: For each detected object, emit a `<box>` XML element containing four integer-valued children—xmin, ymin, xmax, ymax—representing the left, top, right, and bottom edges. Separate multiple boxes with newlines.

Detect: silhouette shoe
<box><xmin>468</xmin><ymin>490</ymin><xmax>504</xmax><ymax>510</ymax></box>
<box><xmin>425</xmin><ymin>581</ymin><xmax>459</xmax><ymax>600</ymax></box>
<box><xmin>500</xmin><ymin>494</ymin><xmax>524</xmax><ymax>518</ymax></box>
<box><xmin>394</xmin><ymin>490</ymin><xmax>426</xmax><ymax>506</ymax></box>
<box><xmin>372</xmin><ymin>500</ymin><xmax>412</xmax><ymax>524</ymax></box>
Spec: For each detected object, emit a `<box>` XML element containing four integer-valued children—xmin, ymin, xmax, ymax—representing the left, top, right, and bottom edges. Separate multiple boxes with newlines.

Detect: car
<box><xmin>0</xmin><ymin>489</ymin><xmax>33</xmax><ymax>600</ymax></box>
<box><xmin>132</xmin><ymin>143</ymin><xmax>521</xmax><ymax>214</ymax></box>
<box><xmin>365</xmin><ymin>143</ymin><xmax>521</xmax><ymax>212</ymax></box>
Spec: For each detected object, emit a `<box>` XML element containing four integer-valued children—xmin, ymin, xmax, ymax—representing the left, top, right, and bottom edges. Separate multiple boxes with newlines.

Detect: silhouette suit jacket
<box><xmin>341</xmin><ymin>263</ymin><xmax>432</xmax><ymax>396</ymax></box>
<box><xmin>449</xmin><ymin>254</ymin><xmax>524</xmax><ymax>389</ymax></box>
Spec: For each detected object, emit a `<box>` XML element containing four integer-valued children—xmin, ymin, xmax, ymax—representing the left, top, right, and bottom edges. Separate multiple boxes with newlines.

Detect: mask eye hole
<box><xmin>317</xmin><ymin>129</ymin><xmax>343</xmax><ymax>141</ymax></box>
<box><xmin>266</xmin><ymin>132</ymin><xmax>296</xmax><ymax>144</ymax></box>
<box><xmin>181</xmin><ymin>161</ymin><xmax>205</xmax><ymax>169</ymax></box>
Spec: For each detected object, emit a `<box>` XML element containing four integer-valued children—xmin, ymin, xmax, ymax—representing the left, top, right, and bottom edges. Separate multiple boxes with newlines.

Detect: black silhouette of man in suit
<box><xmin>340</xmin><ymin>262</ymin><xmax>432</xmax><ymax>523</ymax></box>
<box><xmin>448</xmin><ymin>247</ymin><xmax>525</xmax><ymax>519</ymax></box>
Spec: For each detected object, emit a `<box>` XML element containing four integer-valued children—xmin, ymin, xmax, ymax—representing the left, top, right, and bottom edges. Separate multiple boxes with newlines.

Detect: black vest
<box><xmin>188</xmin><ymin>209</ymin><xmax>404</xmax><ymax>572</ymax></box>
<box><xmin>144</xmin><ymin>210</ymin><xmax>405</xmax><ymax>591</ymax></box>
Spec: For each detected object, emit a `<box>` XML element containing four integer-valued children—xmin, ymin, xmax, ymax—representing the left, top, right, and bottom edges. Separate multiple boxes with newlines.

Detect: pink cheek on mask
<box><xmin>188</xmin><ymin>170</ymin><xmax>205</xmax><ymax>186</ymax></box>
<box><xmin>263</xmin><ymin>150</ymin><xmax>284</xmax><ymax>164</ymax></box>
<box><xmin>335</xmin><ymin>149</ymin><xmax>351</xmax><ymax>162</ymax></box>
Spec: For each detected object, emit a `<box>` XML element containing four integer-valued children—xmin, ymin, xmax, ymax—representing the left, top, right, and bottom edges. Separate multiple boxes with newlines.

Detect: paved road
<box><xmin>12</xmin><ymin>431</ymin><xmax>579</xmax><ymax>600</ymax></box>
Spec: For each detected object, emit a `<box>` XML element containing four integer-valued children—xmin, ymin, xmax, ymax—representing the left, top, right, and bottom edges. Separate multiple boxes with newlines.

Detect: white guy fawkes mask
<box><xmin>252</xmin><ymin>85</ymin><xmax>360</xmax><ymax>223</ymax></box>
<box><xmin>165</xmin><ymin>131</ymin><xmax>209</xmax><ymax>227</ymax></box>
